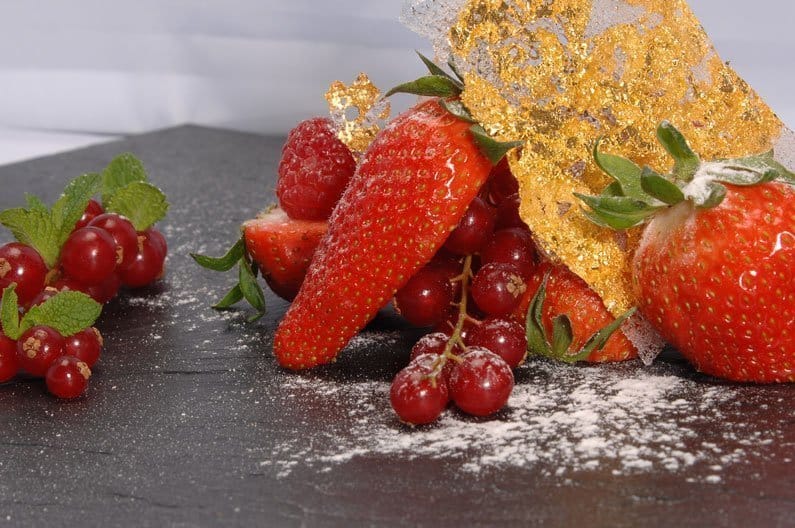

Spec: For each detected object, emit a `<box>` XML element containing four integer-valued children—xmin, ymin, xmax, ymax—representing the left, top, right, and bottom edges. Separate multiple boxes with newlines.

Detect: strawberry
<box><xmin>272</xmin><ymin>94</ymin><xmax>520</xmax><ymax>369</ymax></box>
<box><xmin>243</xmin><ymin>208</ymin><xmax>327</xmax><ymax>301</ymax></box>
<box><xmin>578</xmin><ymin>121</ymin><xmax>795</xmax><ymax>382</ymax></box>
<box><xmin>519</xmin><ymin>262</ymin><xmax>638</xmax><ymax>363</ymax></box>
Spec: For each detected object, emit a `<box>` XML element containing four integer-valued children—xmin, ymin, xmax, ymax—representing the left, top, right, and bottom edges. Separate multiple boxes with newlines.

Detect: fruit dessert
<box><xmin>0</xmin><ymin>154</ymin><xmax>169</xmax><ymax>398</ymax></box>
<box><xmin>195</xmin><ymin>0</ymin><xmax>794</xmax><ymax>424</ymax></box>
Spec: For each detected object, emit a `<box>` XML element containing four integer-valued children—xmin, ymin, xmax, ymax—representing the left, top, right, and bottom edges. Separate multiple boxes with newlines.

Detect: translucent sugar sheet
<box><xmin>402</xmin><ymin>0</ymin><xmax>794</xmax><ymax>318</ymax></box>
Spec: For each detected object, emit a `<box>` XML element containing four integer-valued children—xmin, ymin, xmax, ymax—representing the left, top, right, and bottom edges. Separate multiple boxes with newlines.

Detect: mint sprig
<box><xmin>1</xmin><ymin>286</ymin><xmax>101</xmax><ymax>339</ymax></box>
<box><xmin>106</xmin><ymin>181</ymin><xmax>169</xmax><ymax>231</ymax></box>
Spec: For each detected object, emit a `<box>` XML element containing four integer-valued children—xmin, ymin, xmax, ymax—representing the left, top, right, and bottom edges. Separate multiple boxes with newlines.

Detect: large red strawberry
<box><xmin>517</xmin><ymin>262</ymin><xmax>638</xmax><ymax>363</ymax></box>
<box><xmin>273</xmin><ymin>97</ymin><xmax>514</xmax><ymax>369</ymax></box>
<box><xmin>578</xmin><ymin>121</ymin><xmax>795</xmax><ymax>382</ymax></box>
<box><xmin>243</xmin><ymin>208</ymin><xmax>327</xmax><ymax>301</ymax></box>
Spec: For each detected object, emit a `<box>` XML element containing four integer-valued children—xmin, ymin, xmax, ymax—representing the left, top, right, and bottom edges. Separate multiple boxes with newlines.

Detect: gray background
<box><xmin>0</xmin><ymin>0</ymin><xmax>793</xmax><ymax>164</ymax></box>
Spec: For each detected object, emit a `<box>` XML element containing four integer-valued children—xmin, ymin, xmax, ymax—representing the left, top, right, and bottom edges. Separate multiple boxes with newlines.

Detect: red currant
<box><xmin>0</xmin><ymin>333</ymin><xmax>19</xmax><ymax>382</ymax></box>
<box><xmin>471</xmin><ymin>263</ymin><xmax>527</xmax><ymax>317</ymax></box>
<box><xmin>88</xmin><ymin>213</ymin><xmax>138</xmax><ymax>270</ymax></box>
<box><xmin>16</xmin><ymin>325</ymin><xmax>64</xmax><ymax>377</ymax></box>
<box><xmin>390</xmin><ymin>358</ymin><xmax>449</xmax><ymax>425</ymax></box>
<box><xmin>0</xmin><ymin>242</ymin><xmax>48</xmax><ymax>306</ymax></box>
<box><xmin>466</xmin><ymin>317</ymin><xmax>527</xmax><ymax>368</ymax></box>
<box><xmin>449</xmin><ymin>348</ymin><xmax>514</xmax><ymax>417</ymax></box>
<box><xmin>484</xmin><ymin>158</ymin><xmax>519</xmax><ymax>205</ymax></box>
<box><xmin>60</xmin><ymin>227</ymin><xmax>118</xmax><ymax>285</ymax></box>
<box><xmin>45</xmin><ymin>356</ymin><xmax>91</xmax><ymax>399</ymax></box>
<box><xmin>443</xmin><ymin>197</ymin><xmax>496</xmax><ymax>255</ymax></box>
<box><xmin>74</xmin><ymin>199</ymin><xmax>104</xmax><ymax>230</ymax></box>
<box><xmin>394</xmin><ymin>266</ymin><xmax>454</xmax><ymax>327</ymax></box>
<box><xmin>118</xmin><ymin>232</ymin><xmax>166</xmax><ymax>288</ymax></box>
<box><xmin>145</xmin><ymin>228</ymin><xmax>167</xmax><ymax>260</ymax></box>
<box><xmin>495</xmin><ymin>193</ymin><xmax>527</xmax><ymax>230</ymax></box>
<box><xmin>28</xmin><ymin>286</ymin><xmax>61</xmax><ymax>307</ymax></box>
<box><xmin>480</xmin><ymin>228</ymin><xmax>537</xmax><ymax>279</ymax></box>
<box><xmin>63</xmin><ymin>327</ymin><xmax>103</xmax><ymax>368</ymax></box>
<box><xmin>410</xmin><ymin>332</ymin><xmax>450</xmax><ymax>360</ymax></box>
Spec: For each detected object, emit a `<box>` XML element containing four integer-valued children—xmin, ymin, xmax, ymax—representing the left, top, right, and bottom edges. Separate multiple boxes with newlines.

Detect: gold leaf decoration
<box><xmin>326</xmin><ymin>73</ymin><xmax>391</xmax><ymax>154</ymax></box>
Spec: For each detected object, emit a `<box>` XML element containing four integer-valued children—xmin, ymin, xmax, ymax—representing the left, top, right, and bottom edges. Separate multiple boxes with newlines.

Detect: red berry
<box><xmin>495</xmin><ymin>193</ymin><xmax>527</xmax><ymax>229</ymax></box>
<box><xmin>449</xmin><ymin>348</ymin><xmax>514</xmax><ymax>417</ymax></box>
<box><xmin>276</xmin><ymin>117</ymin><xmax>357</xmax><ymax>221</ymax></box>
<box><xmin>466</xmin><ymin>317</ymin><xmax>527</xmax><ymax>368</ymax></box>
<box><xmin>63</xmin><ymin>327</ymin><xmax>103</xmax><ymax>368</ymax></box>
<box><xmin>16</xmin><ymin>325</ymin><xmax>64</xmax><ymax>377</ymax></box>
<box><xmin>480</xmin><ymin>228</ymin><xmax>537</xmax><ymax>279</ymax></box>
<box><xmin>484</xmin><ymin>158</ymin><xmax>519</xmax><ymax>205</ymax></box>
<box><xmin>28</xmin><ymin>286</ymin><xmax>61</xmax><ymax>307</ymax></box>
<box><xmin>471</xmin><ymin>262</ymin><xmax>527</xmax><ymax>316</ymax></box>
<box><xmin>0</xmin><ymin>333</ymin><xmax>19</xmax><ymax>382</ymax></box>
<box><xmin>409</xmin><ymin>332</ymin><xmax>450</xmax><ymax>360</ymax></box>
<box><xmin>45</xmin><ymin>356</ymin><xmax>91</xmax><ymax>399</ymax></box>
<box><xmin>443</xmin><ymin>197</ymin><xmax>496</xmax><ymax>255</ymax></box>
<box><xmin>60</xmin><ymin>227</ymin><xmax>118</xmax><ymax>285</ymax></box>
<box><xmin>0</xmin><ymin>243</ymin><xmax>48</xmax><ymax>306</ymax></box>
<box><xmin>88</xmin><ymin>213</ymin><xmax>138</xmax><ymax>270</ymax></box>
<box><xmin>390</xmin><ymin>357</ymin><xmax>450</xmax><ymax>425</ymax></box>
<box><xmin>74</xmin><ymin>199</ymin><xmax>104</xmax><ymax>230</ymax></box>
<box><xmin>119</xmin><ymin>232</ymin><xmax>166</xmax><ymax>288</ymax></box>
<box><xmin>394</xmin><ymin>266</ymin><xmax>454</xmax><ymax>327</ymax></box>
<box><xmin>145</xmin><ymin>228</ymin><xmax>168</xmax><ymax>260</ymax></box>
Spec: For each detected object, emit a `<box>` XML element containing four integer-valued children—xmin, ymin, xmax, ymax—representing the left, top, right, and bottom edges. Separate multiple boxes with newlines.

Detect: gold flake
<box><xmin>325</xmin><ymin>73</ymin><xmax>391</xmax><ymax>154</ymax></box>
<box><xmin>448</xmin><ymin>0</ymin><xmax>784</xmax><ymax>314</ymax></box>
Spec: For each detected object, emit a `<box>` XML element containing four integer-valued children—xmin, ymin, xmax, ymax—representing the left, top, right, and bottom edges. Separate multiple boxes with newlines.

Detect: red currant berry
<box><xmin>449</xmin><ymin>348</ymin><xmax>514</xmax><ymax>417</ymax></box>
<box><xmin>484</xmin><ymin>158</ymin><xmax>519</xmax><ymax>205</ymax></box>
<box><xmin>0</xmin><ymin>333</ymin><xmax>19</xmax><ymax>382</ymax></box>
<box><xmin>88</xmin><ymin>213</ymin><xmax>138</xmax><ymax>270</ymax></box>
<box><xmin>16</xmin><ymin>325</ymin><xmax>65</xmax><ymax>377</ymax></box>
<box><xmin>277</xmin><ymin>117</ymin><xmax>357</xmax><ymax>221</ymax></box>
<box><xmin>443</xmin><ymin>197</ymin><xmax>496</xmax><ymax>255</ymax></box>
<box><xmin>395</xmin><ymin>266</ymin><xmax>454</xmax><ymax>327</ymax></box>
<box><xmin>480</xmin><ymin>228</ymin><xmax>537</xmax><ymax>279</ymax></box>
<box><xmin>432</xmin><ymin>309</ymin><xmax>478</xmax><ymax>344</ymax></box>
<box><xmin>145</xmin><ymin>228</ymin><xmax>167</xmax><ymax>260</ymax></box>
<box><xmin>63</xmin><ymin>327</ymin><xmax>103</xmax><ymax>368</ymax></box>
<box><xmin>466</xmin><ymin>317</ymin><xmax>527</xmax><ymax>368</ymax></box>
<box><xmin>410</xmin><ymin>332</ymin><xmax>450</xmax><ymax>360</ymax></box>
<box><xmin>118</xmin><ymin>232</ymin><xmax>166</xmax><ymax>288</ymax></box>
<box><xmin>27</xmin><ymin>286</ymin><xmax>61</xmax><ymax>308</ymax></box>
<box><xmin>60</xmin><ymin>227</ymin><xmax>118</xmax><ymax>285</ymax></box>
<box><xmin>390</xmin><ymin>359</ymin><xmax>449</xmax><ymax>425</ymax></box>
<box><xmin>45</xmin><ymin>356</ymin><xmax>91</xmax><ymax>399</ymax></box>
<box><xmin>471</xmin><ymin>262</ymin><xmax>527</xmax><ymax>317</ymax></box>
<box><xmin>495</xmin><ymin>193</ymin><xmax>527</xmax><ymax>230</ymax></box>
<box><xmin>0</xmin><ymin>243</ymin><xmax>48</xmax><ymax>306</ymax></box>
<box><xmin>74</xmin><ymin>199</ymin><xmax>104</xmax><ymax>231</ymax></box>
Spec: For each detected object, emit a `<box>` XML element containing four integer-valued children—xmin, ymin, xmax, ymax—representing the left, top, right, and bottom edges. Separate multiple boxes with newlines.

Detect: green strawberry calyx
<box><xmin>576</xmin><ymin>121</ymin><xmax>795</xmax><ymax>230</ymax></box>
<box><xmin>385</xmin><ymin>52</ymin><xmax>523</xmax><ymax>166</ymax></box>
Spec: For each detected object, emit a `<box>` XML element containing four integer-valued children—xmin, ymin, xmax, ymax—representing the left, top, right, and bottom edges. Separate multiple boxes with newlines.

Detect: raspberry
<box><xmin>276</xmin><ymin>118</ymin><xmax>357</xmax><ymax>221</ymax></box>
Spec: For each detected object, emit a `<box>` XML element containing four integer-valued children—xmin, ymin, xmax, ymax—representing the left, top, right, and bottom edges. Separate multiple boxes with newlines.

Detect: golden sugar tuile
<box><xmin>326</xmin><ymin>73</ymin><xmax>391</xmax><ymax>153</ymax></box>
<box><xmin>449</xmin><ymin>0</ymin><xmax>784</xmax><ymax>314</ymax></box>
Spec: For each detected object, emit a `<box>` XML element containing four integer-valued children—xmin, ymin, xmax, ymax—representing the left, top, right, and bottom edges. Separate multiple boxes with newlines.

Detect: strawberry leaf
<box><xmin>106</xmin><ymin>182</ymin><xmax>169</xmax><ymax>231</ymax></box>
<box><xmin>657</xmin><ymin>121</ymin><xmax>700</xmax><ymax>182</ymax></box>
<box><xmin>212</xmin><ymin>284</ymin><xmax>244</xmax><ymax>310</ymax></box>
<box><xmin>698</xmin><ymin>181</ymin><xmax>728</xmax><ymax>209</ymax></box>
<box><xmin>238</xmin><ymin>259</ymin><xmax>266</xmax><ymax>322</ymax></box>
<box><xmin>576</xmin><ymin>307</ymin><xmax>637</xmax><ymax>359</ymax></box>
<box><xmin>191</xmin><ymin>238</ymin><xmax>245</xmax><ymax>272</ymax></box>
<box><xmin>385</xmin><ymin>75</ymin><xmax>462</xmax><ymax>98</ymax></box>
<box><xmin>416</xmin><ymin>51</ymin><xmax>463</xmax><ymax>88</ymax></box>
<box><xmin>440</xmin><ymin>99</ymin><xmax>477</xmax><ymax>124</ymax></box>
<box><xmin>0</xmin><ymin>207</ymin><xmax>61</xmax><ymax>268</ymax></box>
<box><xmin>574</xmin><ymin>193</ymin><xmax>662</xmax><ymax>230</ymax></box>
<box><xmin>447</xmin><ymin>59</ymin><xmax>466</xmax><ymax>84</ymax></box>
<box><xmin>640</xmin><ymin>167</ymin><xmax>685</xmax><ymax>205</ymax></box>
<box><xmin>101</xmin><ymin>153</ymin><xmax>148</xmax><ymax>205</ymax></box>
<box><xmin>1</xmin><ymin>285</ymin><xmax>21</xmax><ymax>340</ymax></box>
<box><xmin>551</xmin><ymin>315</ymin><xmax>574</xmax><ymax>358</ymax></box>
<box><xmin>469</xmin><ymin>125</ymin><xmax>523</xmax><ymax>166</ymax></box>
<box><xmin>19</xmin><ymin>290</ymin><xmax>101</xmax><ymax>337</ymax></box>
<box><xmin>525</xmin><ymin>270</ymin><xmax>553</xmax><ymax>357</ymax></box>
<box><xmin>592</xmin><ymin>139</ymin><xmax>654</xmax><ymax>202</ymax></box>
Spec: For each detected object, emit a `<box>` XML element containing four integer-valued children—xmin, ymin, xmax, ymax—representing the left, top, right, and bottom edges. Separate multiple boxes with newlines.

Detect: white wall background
<box><xmin>0</xmin><ymin>0</ymin><xmax>793</xmax><ymax>164</ymax></box>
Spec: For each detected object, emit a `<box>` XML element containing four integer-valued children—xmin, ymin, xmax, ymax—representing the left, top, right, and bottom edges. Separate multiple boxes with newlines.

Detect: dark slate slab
<box><xmin>0</xmin><ymin>126</ymin><xmax>792</xmax><ymax>527</ymax></box>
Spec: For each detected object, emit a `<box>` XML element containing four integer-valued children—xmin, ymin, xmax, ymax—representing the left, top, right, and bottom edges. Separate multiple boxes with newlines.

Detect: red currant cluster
<box><xmin>391</xmin><ymin>160</ymin><xmax>536</xmax><ymax>424</ymax></box>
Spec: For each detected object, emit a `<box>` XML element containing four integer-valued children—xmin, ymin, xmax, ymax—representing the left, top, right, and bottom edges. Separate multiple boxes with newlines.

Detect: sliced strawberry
<box><xmin>273</xmin><ymin>99</ymin><xmax>496</xmax><ymax>369</ymax></box>
<box><xmin>516</xmin><ymin>262</ymin><xmax>638</xmax><ymax>363</ymax></box>
<box><xmin>243</xmin><ymin>208</ymin><xmax>326</xmax><ymax>301</ymax></box>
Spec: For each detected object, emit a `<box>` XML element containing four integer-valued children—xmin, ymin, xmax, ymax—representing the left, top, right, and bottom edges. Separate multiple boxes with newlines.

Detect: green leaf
<box><xmin>602</xmin><ymin>182</ymin><xmax>625</xmax><ymax>197</ymax></box>
<box><xmin>593</xmin><ymin>139</ymin><xmax>651</xmax><ymax>201</ymax></box>
<box><xmin>101</xmin><ymin>153</ymin><xmax>148</xmax><ymax>205</ymax></box>
<box><xmin>1</xmin><ymin>285</ymin><xmax>21</xmax><ymax>340</ymax></box>
<box><xmin>698</xmin><ymin>181</ymin><xmax>728</xmax><ymax>209</ymax></box>
<box><xmin>191</xmin><ymin>238</ymin><xmax>245</xmax><ymax>272</ymax></box>
<box><xmin>385</xmin><ymin>75</ymin><xmax>462</xmax><ymax>98</ymax></box>
<box><xmin>525</xmin><ymin>271</ymin><xmax>552</xmax><ymax>357</ymax></box>
<box><xmin>640</xmin><ymin>167</ymin><xmax>685</xmax><ymax>205</ymax></box>
<box><xmin>576</xmin><ymin>307</ymin><xmax>637</xmax><ymax>360</ymax></box>
<box><xmin>25</xmin><ymin>194</ymin><xmax>49</xmax><ymax>214</ymax></box>
<box><xmin>551</xmin><ymin>315</ymin><xmax>574</xmax><ymax>358</ymax></box>
<box><xmin>106</xmin><ymin>181</ymin><xmax>169</xmax><ymax>231</ymax></box>
<box><xmin>416</xmin><ymin>51</ymin><xmax>462</xmax><ymax>87</ymax></box>
<box><xmin>19</xmin><ymin>290</ymin><xmax>102</xmax><ymax>337</ymax></box>
<box><xmin>447</xmin><ymin>59</ymin><xmax>466</xmax><ymax>84</ymax></box>
<box><xmin>580</xmin><ymin>207</ymin><xmax>646</xmax><ymax>230</ymax></box>
<box><xmin>574</xmin><ymin>193</ymin><xmax>661</xmax><ymax>229</ymax></box>
<box><xmin>51</xmin><ymin>172</ymin><xmax>102</xmax><ymax>246</ymax></box>
<box><xmin>0</xmin><ymin>207</ymin><xmax>61</xmax><ymax>268</ymax></box>
<box><xmin>212</xmin><ymin>284</ymin><xmax>244</xmax><ymax>310</ymax></box>
<box><xmin>469</xmin><ymin>125</ymin><xmax>523</xmax><ymax>165</ymax></box>
<box><xmin>657</xmin><ymin>121</ymin><xmax>700</xmax><ymax>181</ymax></box>
<box><xmin>238</xmin><ymin>259</ymin><xmax>266</xmax><ymax>322</ymax></box>
<box><xmin>440</xmin><ymin>99</ymin><xmax>477</xmax><ymax>123</ymax></box>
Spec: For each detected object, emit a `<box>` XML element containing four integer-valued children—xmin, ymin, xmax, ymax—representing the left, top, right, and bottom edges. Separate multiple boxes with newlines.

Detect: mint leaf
<box><xmin>106</xmin><ymin>182</ymin><xmax>169</xmax><ymax>231</ymax></box>
<box><xmin>19</xmin><ymin>290</ymin><xmax>101</xmax><ymax>337</ymax></box>
<box><xmin>25</xmin><ymin>194</ymin><xmax>49</xmax><ymax>214</ymax></box>
<box><xmin>1</xmin><ymin>285</ymin><xmax>21</xmax><ymax>340</ymax></box>
<box><xmin>51</xmin><ymin>173</ymin><xmax>101</xmax><ymax>247</ymax></box>
<box><xmin>0</xmin><ymin>207</ymin><xmax>61</xmax><ymax>268</ymax></box>
<box><xmin>101</xmin><ymin>153</ymin><xmax>148</xmax><ymax>205</ymax></box>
